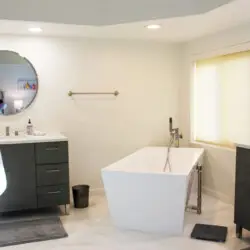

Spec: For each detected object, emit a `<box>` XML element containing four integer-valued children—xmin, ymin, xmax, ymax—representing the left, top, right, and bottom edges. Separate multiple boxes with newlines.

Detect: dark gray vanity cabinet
<box><xmin>0</xmin><ymin>141</ymin><xmax>69</xmax><ymax>213</ymax></box>
<box><xmin>35</xmin><ymin>142</ymin><xmax>68</xmax><ymax>165</ymax></box>
<box><xmin>0</xmin><ymin>144</ymin><xmax>37</xmax><ymax>212</ymax></box>
<box><xmin>35</xmin><ymin>141</ymin><xmax>69</xmax><ymax>209</ymax></box>
<box><xmin>234</xmin><ymin>146</ymin><xmax>250</xmax><ymax>238</ymax></box>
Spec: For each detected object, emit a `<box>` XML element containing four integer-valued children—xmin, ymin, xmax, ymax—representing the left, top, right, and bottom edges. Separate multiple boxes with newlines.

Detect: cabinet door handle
<box><xmin>48</xmin><ymin>191</ymin><xmax>61</xmax><ymax>194</ymax></box>
<box><xmin>46</xmin><ymin>169</ymin><xmax>60</xmax><ymax>173</ymax></box>
<box><xmin>45</xmin><ymin>147</ymin><xmax>59</xmax><ymax>151</ymax></box>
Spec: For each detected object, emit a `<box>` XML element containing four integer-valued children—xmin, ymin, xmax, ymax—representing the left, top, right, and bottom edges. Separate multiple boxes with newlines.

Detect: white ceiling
<box><xmin>0</xmin><ymin>0</ymin><xmax>234</xmax><ymax>26</ymax></box>
<box><xmin>0</xmin><ymin>0</ymin><xmax>249</xmax><ymax>42</ymax></box>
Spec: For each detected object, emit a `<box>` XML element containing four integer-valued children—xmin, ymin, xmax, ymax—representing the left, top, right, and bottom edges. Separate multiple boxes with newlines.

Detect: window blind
<box><xmin>193</xmin><ymin>51</ymin><xmax>250</xmax><ymax>148</ymax></box>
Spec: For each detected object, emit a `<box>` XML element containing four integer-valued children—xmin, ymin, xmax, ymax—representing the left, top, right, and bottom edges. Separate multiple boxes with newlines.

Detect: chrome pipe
<box><xmin>185</xmin><ymin>164</ymin><xmax>202</xmax><ymax>215</ymax></box>
<box><xmin>197</xmin><ymin>164</ymin><xmax>202</xmax><ymax>215</ymax></box>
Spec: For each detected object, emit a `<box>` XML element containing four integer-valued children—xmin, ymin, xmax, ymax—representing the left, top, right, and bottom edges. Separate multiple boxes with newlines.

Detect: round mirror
<box><xmin>0</xmin><ymin>51</ymin><xmax>38</xmax><ymax>115</ymax></box>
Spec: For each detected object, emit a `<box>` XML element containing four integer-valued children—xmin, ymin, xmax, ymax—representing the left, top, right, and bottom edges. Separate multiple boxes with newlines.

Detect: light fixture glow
<box><xmin>146</xmin><ymin>24</ymin><xmax>161</xmax><ymax>30</ymax></box>
<box><xmin>28</xmin><ymin>27</ymin><xmax>43</xmax><ymax>33</ymax></box>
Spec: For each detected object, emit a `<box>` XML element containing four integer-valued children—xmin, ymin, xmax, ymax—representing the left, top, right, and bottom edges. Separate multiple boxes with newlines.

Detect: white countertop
<box><xmin>0</xmin><ymin>134</ymin><xmax>68</xmax><ymax>145</ymax></box>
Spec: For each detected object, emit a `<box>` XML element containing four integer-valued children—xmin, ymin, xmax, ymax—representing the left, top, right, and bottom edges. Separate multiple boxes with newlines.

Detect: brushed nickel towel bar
<box><xmin>68</xmin><ymin>90</ymin><xmax>119</xmax><ymax>97</ymax></box>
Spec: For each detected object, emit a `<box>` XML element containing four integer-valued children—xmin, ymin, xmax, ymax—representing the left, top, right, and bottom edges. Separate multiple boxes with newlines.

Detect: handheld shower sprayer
<box><xmin>163</xmin><ymin>117</ymin><xmax>175</xmax><ymax>173</ymax></box>
<box><xmin>163</xmin><ymin>117</ymin><xmax>183</xmax><ymax>172</ymax></box>
<box><xmin>169</xmin><ymin>117</ymin><xmax>173</xmax><ymax>133</ymax></box>
<box><xmin>168</xmin><ymin>117</ymin><xmax>183</xmax><ymax>147</ymax></box>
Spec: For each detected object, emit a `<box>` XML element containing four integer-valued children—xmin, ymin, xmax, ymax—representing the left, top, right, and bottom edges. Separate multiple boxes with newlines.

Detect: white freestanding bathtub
<box><xmin>101</xmin><ymin>147</ymin><xmax>204</xmax><ymax>235</ymax></box>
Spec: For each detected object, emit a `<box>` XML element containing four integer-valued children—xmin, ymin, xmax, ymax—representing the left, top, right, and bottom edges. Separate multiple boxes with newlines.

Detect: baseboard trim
<box><xmin>90</xmin><ymin>188</ymin><xmax>105</xmax><ymax>196</ymax></box>
<box><xmin>69</xmin><ymin>188</ymin><xmax>104</xmax><ymax>205</ymax></box>
<box><xmin>203</xmin><ymin>186</ymin><xmax>233</xmax><ymax>205</ymax></box>
<box><xmin>71</xmin><ymin>186</ymin><xmax>232</xmax><ymax>205</ymax></box>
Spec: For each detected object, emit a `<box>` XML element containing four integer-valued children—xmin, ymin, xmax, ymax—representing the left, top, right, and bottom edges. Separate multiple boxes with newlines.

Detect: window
<box><xmin>193</xmin><ymin>51</ymin><xmax>250</xmax><ymax>148</ymax></box>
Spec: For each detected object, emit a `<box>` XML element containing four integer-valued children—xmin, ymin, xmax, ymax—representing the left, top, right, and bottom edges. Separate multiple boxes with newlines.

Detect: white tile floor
<box><xmin>5</xmin><ymin>194</ymin><xmax>250</xmax><ymax>250</ymax></box>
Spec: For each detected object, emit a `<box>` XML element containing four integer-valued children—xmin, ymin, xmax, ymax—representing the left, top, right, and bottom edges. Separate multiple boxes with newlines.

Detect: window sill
<box><xmin>190</xmin><ymin>140</ymin><xmax>236</xmax><ymax>152</ymax></box>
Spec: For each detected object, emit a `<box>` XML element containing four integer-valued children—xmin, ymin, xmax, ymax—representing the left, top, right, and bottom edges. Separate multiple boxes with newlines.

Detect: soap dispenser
<box><xmin>26</xmin><ymin>118</ymin><xmax>33</xmax><ymax>135</ymax></box>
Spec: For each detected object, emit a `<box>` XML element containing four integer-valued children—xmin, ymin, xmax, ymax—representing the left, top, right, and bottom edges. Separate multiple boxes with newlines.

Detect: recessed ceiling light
<box><xmin>28</xmin><ymin>27</ymin><xmax>43</xmax><ymax>33</ymax></box>
<box><xmin>146</xmin><ymin>24</ymin><xmax>161</xmax><ymax>30</ymax></box>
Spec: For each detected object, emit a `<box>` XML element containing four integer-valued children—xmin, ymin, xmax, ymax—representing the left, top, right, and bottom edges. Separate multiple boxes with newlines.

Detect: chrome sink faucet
<box><xmin>5</xmin><ymin>126</ymin><xmax>20</xmax><ymax>136</ymax></box>
<box><xmin>5</xmin><ymin>126</ymin><xmax>10</xmax><ymax>136</ymax></box>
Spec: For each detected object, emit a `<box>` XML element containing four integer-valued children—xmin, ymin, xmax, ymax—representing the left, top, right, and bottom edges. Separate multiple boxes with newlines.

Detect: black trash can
<box><xmin>72</xmin><ymin>185</ymin><xmax>90</xmax><ymax>209</ymax></box>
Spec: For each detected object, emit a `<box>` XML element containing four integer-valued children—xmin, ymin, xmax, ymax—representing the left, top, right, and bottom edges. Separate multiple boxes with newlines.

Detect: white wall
<box><xmin>0</xmin><ymin>36</ymin><xmax>181</xmax><ymax>191</ymax></box>
<box><xmin>180</xmin><ymin>23</ymin><xmax>250</xmax><ymax>204</ymax></box>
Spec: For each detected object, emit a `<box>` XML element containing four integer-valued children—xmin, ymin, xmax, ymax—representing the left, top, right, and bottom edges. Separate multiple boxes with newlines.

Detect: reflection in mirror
<box><xmin>0</xmin><ymin>51</ymin><xmax>38</xmax><ymax>115</ymax></box>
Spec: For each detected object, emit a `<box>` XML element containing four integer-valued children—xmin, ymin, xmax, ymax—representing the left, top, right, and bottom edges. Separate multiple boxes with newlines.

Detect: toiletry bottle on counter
<box><xmin>26</xmin><ymin>118</ymin><xmax>33</xmax><ymax>135</ymax></box>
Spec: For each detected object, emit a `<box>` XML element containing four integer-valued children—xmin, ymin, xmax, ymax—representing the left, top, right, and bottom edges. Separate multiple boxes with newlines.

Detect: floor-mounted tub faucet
<box><xmin>163</xmin><ymin>118</ymin><xmax>183</xmax><ymax>172</ymax></box>
<box><xmin>169</xmin><ymin>118</ymin><xmax>183</xmax><ymax>147</ymax></box>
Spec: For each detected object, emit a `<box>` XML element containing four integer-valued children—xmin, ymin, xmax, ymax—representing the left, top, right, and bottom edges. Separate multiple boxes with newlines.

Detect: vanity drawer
<box><xmin>36</xmin><ymin>163</ymin><xmax>69</xmax><ymax>186</ymax></box>
<box><xmin>37</xmin><ymin>185</ymin><xmax>69</xmax><ymax>208</ymax></box>
<box><xmin>35</xmin><ymin>141</ymin><xmax>68</xmax><ymax>164</ymax></box>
